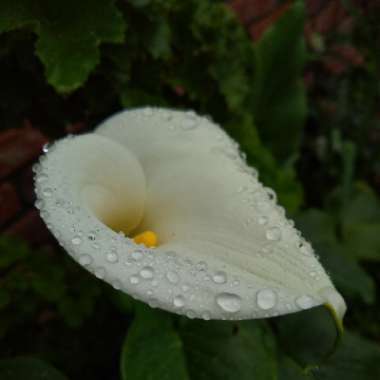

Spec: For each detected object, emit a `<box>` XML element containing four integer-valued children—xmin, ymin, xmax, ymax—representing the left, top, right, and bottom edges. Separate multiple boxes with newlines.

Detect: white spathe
<box><xmin>34</xmin><ymin>107</ymin><xmax>346</xmax><ymax>321</ymax></box>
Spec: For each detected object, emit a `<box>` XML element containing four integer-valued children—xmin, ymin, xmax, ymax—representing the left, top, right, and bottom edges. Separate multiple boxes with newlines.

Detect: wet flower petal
<box><xmin>34</xmin><ymin>107</ymin><xmax>346</xmax><ymax>321</ymax></box>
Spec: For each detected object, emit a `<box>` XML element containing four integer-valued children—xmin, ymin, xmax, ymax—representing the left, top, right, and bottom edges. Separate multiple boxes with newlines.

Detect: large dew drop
<box><xmin>265</xmin><ymin>227</ymin><xmax>282</xmax><ymax>241</ymax></box>
<box><xmin>256</xmin><ymin>289</ymin><xmax>277</xmax><ymax>310</ymax></box>
<box><xmin>79</xmin><ymin>254</ymin><xmax>93</xmax><ymax>266</ymax></box>
<box><xmin>173</xmin><ymin>295</ymin><xmax>185</xmax><ymax>308</ymax></box>
<box><xmin>71</xmin><ymin>236</ymin><xmax>82</xmax><ymax>245</ymax></box>
<box><xmin>216</xmin><ymin>293</ymin><xmax>242</xmax><ymax>313</ymax></box>
<box><xmin>140</xmin><ymin>266</ymin><xmax>154</xmax><ymax>279</ymax></box>
<box><xmin>212</xmin><ymin>271</ymin><xmax>227</xmax><ymax>284</ymax></box>
<box><xmin>166</xmin><ymin>271</ymin><xmax>179</xmax><ymax>284</ymax></box>
<box><xmin>295</xmin><ymin>295</ymin><xmax>314</xmax><ymax>309</ymax></box>
<box><xmin>106</xmin><ymin>252</ymin><xmax>119</xmax><ymax>263</ymax></box>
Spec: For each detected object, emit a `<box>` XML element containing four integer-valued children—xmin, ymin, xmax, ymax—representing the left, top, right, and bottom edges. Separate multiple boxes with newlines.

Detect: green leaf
<box><xmin>252</xmin><ymin>0</ymin><xmax>307</xmax><ymax>159</ymax></box>
<box><xmin>278</xmin><ymin>356</ymin><xmax>312</xmax><ymax>380</ymax></box>
<box><xmin>107</xmin><ymin>287</ymin><xmax>136</xmax><ymax>315</ymax></box>
<box><xmin>342</xmin><ymin>184</ymin><xmax>380</xmax><ymax>223</ymax></box>
<box><xmin>180</xmin><ymin>320</ymin><xmax>277</xmax><ymax>380</ymax></box>
<box><xmin>0</xmin><ymin>357</ymin><xmax>68</xmax><ymax>380</ymax></box>
<box><xmin>310</xmin><ymin>332</ymin><xmax>380</xmax><ymax>380</ymax></box>
<box><xmin>147</xmin><ymin>18</ymin><xmax>172</xmax><ymax>60</ymax></box>
<box><xmin>341</xmin><ymin>184</ymin><xmax>380</xmax><ymax>261</ymax></box>
<box><xmin>276</xmin><ymin>307</ymin><xmax>380</xmax><ymax>380</ymax></box>
<box><xmin>0</xmin><ymin>236</ymin><xmax>101</xmax><ymax>328</ymax></box>
<box><xmin>128</xmin><ymin>0</ymin><xmax>152</xmax><ymax>8</ymax></box>
<box><xmin>0</xmin><ymin>236</ymin><xmax>29</xmax><ymax>268</ymax></box>
<box><xmin>275</xmin><ymin>307</ymin><xmax>337</xmax><ymax>365</ymax></box>
<box><xmin>0</xmin><ymin>288</ymin><xmax>11</xmax><ymax>309</ymax></box>
<box><xmin>0</xmin><ymin>0</ymin><xmax>126</xmax><ymax>93</ymax></box>
<box><xmin>189</xmin><ymin>1</ymin><xmax>255</xmax><ymax>112</ymax></box>
<box><xmin>343</xmin><ymin>224</ymin><xmax>380</xmax><ymax>261</ymax></box>
<box><xmin>120</xmin><ymin>306</ymin><xmax>189</xmax><ymax>380</ymax></box>
<box><xmin>296</xmin><ymin>209</ymin><xmax>375</xmax><ymax>303</ymax></box>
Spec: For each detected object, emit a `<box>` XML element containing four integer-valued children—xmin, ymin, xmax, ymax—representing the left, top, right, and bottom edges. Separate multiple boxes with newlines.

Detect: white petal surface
<box><xmin>35</xmin><ymin>107</ymin><xmax>346</xmax><ymax>321</ymax></box>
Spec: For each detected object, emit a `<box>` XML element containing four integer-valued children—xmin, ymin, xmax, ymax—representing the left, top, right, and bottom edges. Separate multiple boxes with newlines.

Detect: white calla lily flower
<box><xmin>34</xmin><ymin>107</ymin><xmax>346</xmax><ymax>322</ymax></box>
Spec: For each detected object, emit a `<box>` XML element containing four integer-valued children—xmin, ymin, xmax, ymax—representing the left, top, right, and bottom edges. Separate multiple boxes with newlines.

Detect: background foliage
<box><xmin>0</xmin><ymin>0</ymin><xmax>379</xmax><ymax>379</ymax></box>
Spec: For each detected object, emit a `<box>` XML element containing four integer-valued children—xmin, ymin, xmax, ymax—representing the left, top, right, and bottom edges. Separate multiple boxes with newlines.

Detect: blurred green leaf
<box><xmin>0</xmin><ymin>0</ymin><xmax>125</xmax><ymax>93</ymax></box>
<box><xmin>276</xmin><ymin>306</ymin><xmax>380</xmax><ymax>380</ymax></box>
<box><xmin>278</xmin><ymin>330</ymin><xmax>380</xmax><ymax>380</ymax></box>
<box><xmin>341</xmin><ymin>184</ymin><xmax>380</xmax><ymax>261</ymax></box>
<box><xmin>0</xmin><ymin>357</ymin><xmax>68</xmax><ymax>380</ymax></box>
<box><xmin>0</xmin><ymin>237</ymin><xmax>28</xmax><ymax>268</ymax></box>
<box><xmin>296</xmin><ymin>209</ymin><xmax>375</xmax><ymax>303</ymax></box>
<box><xmin>147</xmin><ymin>17</ymin><xmax>172</xmax><ymax>60</ymax></box>
<box><xmin>180</xmin><ymin>320</ymin><xmax>277</xmax><ymax>380</ymax></box>
<box><xmin>0</xmin><ymin>288</ymin><xmax>10</xmax><ymax>309</ymax></box>
<box><xmin>107</xmin><ymin>288</ymin><xmax>136</xmax><ymax>315</ymax></box>
<box><xmin>120</xmin><ymin>307</ymin><xmax>189</xmax><ymax>380</ymax></box>
<box><xmin>128</xmin><ymin>0</ymin><xmax>152</xmax><ymax>8</ymax></box>
<box><xmin>0</xmin><ymin>237</ymin><xmax>101</xmax><ymax>329</ymax></box>
<box><xmin>343</xmin><ymin>224</ymin><xmax>380</xmax><ymax>261</ymax></box>
<box><xmin>252</xmin><ymin>0</ymin><xmax>307</xmax><ymax>159</ymax></box>
<box><xmin>275</xmin><ymin>307</ymin><xmax>337</xmax><ymax>365</ymax></box>
<box><xmin>310</xmin><ymin>332</ymin><xmax>380</xmax><ymax>380</ymax></box>
<box><xmin>191</xmin><ymin>2</ymin><xmax>253</xmax><ymax>113</ymax></box>
<box><xmin>278</xmin><ymin>356</ymin><xmax>311</xmax><ymax>380</ymax></box>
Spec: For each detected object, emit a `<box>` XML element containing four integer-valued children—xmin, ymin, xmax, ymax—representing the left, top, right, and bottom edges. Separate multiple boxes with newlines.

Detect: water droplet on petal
<box><xmin>36</xmin><ymin>173</ymin><xmax>48</xmax><ymax>183</ymax></box>
<box><xmin>276</xmin><ymin>206</ymin><xmax>286</xmax><ymax>217</ymax></box>
<box><xmin>173</xmin><ymin>295</ymin><xmax>185</xmax><ymax>308</ymax></box>
<box><xmin>95</xmin><ymin>267</ymin><xmax>105</xmax><ymax>279</ymax></box>
<box><xmin>131</xmin><ymin>250</ymin><xmax>143</xmax><ymax>261</ymax></box>
<box><xmin>183</xmin><ymin>117</ymin><xmax>197</xmax><ymax>130</ymax></box>
<box><xmin>257</xmin><ymin>289</ymin><xmax>277</xmax><ymax>310</ymax></box>
<box><xmin>143</xmin><ymin>108</ymin><xmax>153</xmax><ymax>116</ymax></box>
<box><xmin>258</xmin><ymin>216</ymin><xmax>268</xmax><ymax>225</ymax></box>
<box><xmin>212</xmin><ymin>271</ymin><xmax>227</xmax><ymax>284</ymax></box>
<box><xmin>264</xmin><ymin>187</ymin><xmax>277</xmax><ymax>202</ymax></box>
<box><xmin>296</xmin><ymin>295</ymin><xmax>314</xmax><ymax>309</ymax></box>
<box><xmin>140</xmin><ymin>266</ymin><xmax>154</xmax><ymax>279</ymax></box>
<box><xmin>106</xmin><ymin>252</ymin><xmax>119</xmax><ymax>263</ymax></box>
<box><xmin>42</xmin><ymin>188</ymin><xmax>53</xmax><ymax>197</ymax></box>
<box><xmin>165</xmin><ymin>251</ymin><xmax>177</xmax><ymax>260</ymax></box>
<box><xmin>130</xmin><ymin>275</ymin><xmax>140</xmax><ymax>285</ymax></box>
<box><xmin>112</xmin><ymin>280</ymin><xmax>122</xmax><ymax>290</ymax></box>
<box><xmin>42</xmin><ymin>143</ymin><xmax>50</xmax><ymax>153</ymax></box>
<box><xmin>299</xmin><ymin>241</ymin><xmax>313</xmax><ymax>256</ymax></box>
<box><xmin>237</xmin><ymin>185</ymin><xmax>248</xmax><ymax>193</ymax></box>
<box><xmin>196</xmin><ymin>261</ymin><xmax>208</xmax><ymax>271</ymax></box>
<box><xmin>79</xmin><ymin>254</ymin><xmax>92</xmax><ymax>266</ymax></box>
<box><xmin>35</xmin><ymin>200</ymin><xmax>44</xmax><ymax>210</ymax></box>
<box><xmin>216</xmin><ymin>293</ymin><xmax>242</xmax><ymax>313</ymax></box>
<box><xmin>166</xmin><ymin>271</ymin><xmax>179</xmax><ymax>284</ymax></box>
<box><xmin>255</xmin><ymin>199</ymin><xmax>271</xmax><ymax>213</ymax></box>
<box><xmin>266</xmin><ymin>226</ymin><xmax>282</xmax><ymax>241</ymax></box>
<box><xmin>32</xmin><ymin>163</ymin><xmax>41</xmax><ymax>174</ymax></box>
<box><xmin>186</xmin><ymin>309</ymin><xmax>196</xmax><ymax>319</ymax></box>
<box><xmin>71</xmin><ymin>236</ymin><xmax>82</xmax><ymax>245</ymax></box>
<box><xmin>148</xmin><ymin>298</ymin><xmax>158</xmax><ymax>308</ymax></box>
<box><xmin>201</xmin><ymin>311</ymin><xmax>211</xmax><ymax>320</ymax></box>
